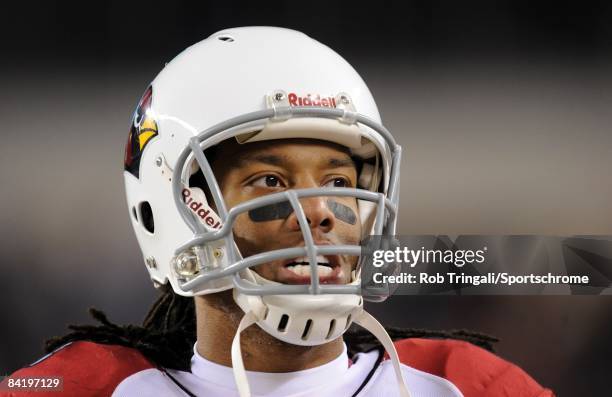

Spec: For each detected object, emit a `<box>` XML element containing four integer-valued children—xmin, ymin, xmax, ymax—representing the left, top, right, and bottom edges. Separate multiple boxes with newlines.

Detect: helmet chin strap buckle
<box><xmin>229</xmin><ymin>310</ymin><xmax>412</xmax><ymax>397</ymax></box>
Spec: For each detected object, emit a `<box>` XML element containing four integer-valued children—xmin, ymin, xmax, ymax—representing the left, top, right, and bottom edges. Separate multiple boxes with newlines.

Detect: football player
<box><xmin>3</xmin><ymin>27</ymin><xmax>554</xmax><ymax>397</ymax></box>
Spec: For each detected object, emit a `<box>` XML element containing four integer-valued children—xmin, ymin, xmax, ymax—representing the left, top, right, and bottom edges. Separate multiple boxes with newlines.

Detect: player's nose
<box><xmin>286</xmin><ymin>196</ymin><xmax>336</xmax><ymax>233</ymax></box>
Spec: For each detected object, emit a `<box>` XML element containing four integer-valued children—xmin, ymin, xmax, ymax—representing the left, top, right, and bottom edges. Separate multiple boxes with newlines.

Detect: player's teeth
<box><xmin>318</xmin><ymin>266</ymin><xmax>332</xmax><ymax>276</ymax></box>
<box><xmin>286</xmin><ymin>264</ymin><xmax>333</xmax><ymax>277</ymax></box>
<box><xmin>292</xmin><ymin>255</ymin><xmax>329</xmax><ymax>264</ymax></box>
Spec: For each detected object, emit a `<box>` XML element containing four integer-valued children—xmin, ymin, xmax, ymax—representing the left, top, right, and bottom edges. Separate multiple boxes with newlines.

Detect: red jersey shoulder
<box><xmin>1</xmin><ymin>341</ymin><xmax>154</xmax><ymax>397</ymax></box>
<box><xmin>391</xmin><ymin>338</ymin><xmax>555</xmax><ymax>397</ymax></box>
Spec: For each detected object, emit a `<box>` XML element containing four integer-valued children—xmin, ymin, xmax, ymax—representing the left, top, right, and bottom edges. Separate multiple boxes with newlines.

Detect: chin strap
<box><xmin>231</xmin><ymin>310</ymin><xmax>411</xmax><ymax>397</ymax></box>
<box><xmin>353</xmin><ymin>311</ymin><xmax>412</xmax><ymax>397</ymax></box>
<box><xmin>231</xmin><ymin>311</ymin><xmax>258</xmax><ymax>397</ymax></box>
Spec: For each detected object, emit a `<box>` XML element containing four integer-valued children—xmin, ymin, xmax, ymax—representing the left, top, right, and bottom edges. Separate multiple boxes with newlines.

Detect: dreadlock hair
<box><xmin>344</xmin><ymin>325</ymin><xmax>499</xmax><ymax>358</ymax></box>
<box><xmin>45</xmin><ymin>284</ymin><xmax>196</xmax><ymax>371</ymax></box>
<box><xmin>45</xmin><ymin>285</ymin><xmax>499</xmax><ymax>371</ymax></box>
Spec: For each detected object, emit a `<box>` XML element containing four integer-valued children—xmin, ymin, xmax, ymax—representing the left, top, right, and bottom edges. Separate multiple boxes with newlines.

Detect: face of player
<box><xmin>211</xmin><ymin>138</ymin><xmax>361</xmax><ymax>285</ymax></box>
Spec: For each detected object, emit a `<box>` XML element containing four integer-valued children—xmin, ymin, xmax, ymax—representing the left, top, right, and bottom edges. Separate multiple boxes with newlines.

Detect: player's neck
<box><xmin>194</xmin><ymin>292</ymin><xmax>344</xmax><ymax>373</ymax></box>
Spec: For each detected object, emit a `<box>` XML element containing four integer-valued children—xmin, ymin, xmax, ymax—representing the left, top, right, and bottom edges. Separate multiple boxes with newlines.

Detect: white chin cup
<box><xmin>232</xmin><ymin>269</ymin><xmax>363</xmax><ymax>346</ymax></box>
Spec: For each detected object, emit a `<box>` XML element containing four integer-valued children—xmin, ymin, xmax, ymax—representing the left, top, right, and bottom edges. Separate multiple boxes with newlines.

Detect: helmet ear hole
<box><xmin>139</xmin><ymin>201</ymin><xmax>155</xmax><ymax>234</ymax></box>
<box><xmin>131</xmin><ymin>206</ymin><xmax>138</xmax><ymax>222</ymax></box>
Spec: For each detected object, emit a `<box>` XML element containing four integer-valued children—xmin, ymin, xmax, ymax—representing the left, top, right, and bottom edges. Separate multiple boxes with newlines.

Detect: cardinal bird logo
<box><xmin>124</xmin><ymin>86</ymin><xmax>158</xmax><ymax>178</ymax></box>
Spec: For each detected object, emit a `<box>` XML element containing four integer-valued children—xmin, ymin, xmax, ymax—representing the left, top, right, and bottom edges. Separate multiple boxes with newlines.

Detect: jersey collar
<box><xmin>190</xmin><ymin>342</ymin><xmax>350</xmax><ymax>395</ymax></box>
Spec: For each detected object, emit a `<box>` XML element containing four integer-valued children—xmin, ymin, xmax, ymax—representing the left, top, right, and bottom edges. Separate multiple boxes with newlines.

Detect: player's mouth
<box><xmin>277</xmin><ymin>254</ymin><xmax>344</xmax><ymax>284</ymax></box>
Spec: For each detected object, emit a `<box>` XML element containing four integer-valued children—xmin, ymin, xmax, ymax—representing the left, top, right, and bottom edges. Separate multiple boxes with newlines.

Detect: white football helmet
<box><xmin>124</xmin><ymin>27</ymin><xmax>410</xmax><ymax>397</ymax></box>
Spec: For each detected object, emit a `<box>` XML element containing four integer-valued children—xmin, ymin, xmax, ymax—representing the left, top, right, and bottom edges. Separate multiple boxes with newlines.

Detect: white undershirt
<box><xmin>190</xmin><ymin>343</ymin><xmax>354</xmax><ymax>396</ymax></box>
<box><xmin>113</xmin><ymin>342</ymin><xmax>463</xmax><ymax>396</ymax></box>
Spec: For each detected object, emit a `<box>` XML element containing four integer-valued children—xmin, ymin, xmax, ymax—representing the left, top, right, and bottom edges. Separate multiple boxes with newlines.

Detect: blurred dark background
<box><xmin>1</xmin><ymin>1</ymin><xmax>611</xmax><ymax>395</ymax></box>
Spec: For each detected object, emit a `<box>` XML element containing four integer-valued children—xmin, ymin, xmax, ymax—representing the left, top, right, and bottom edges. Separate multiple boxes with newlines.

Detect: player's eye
<box><xmin>323</xmin><ymin>177</ymin><xmax>350</xmax><ymax>188</ymax></box>
<box><xmin>251</xmin><ymin>175</ymin><xmax>285</xmax><ymax>188</ymax></box>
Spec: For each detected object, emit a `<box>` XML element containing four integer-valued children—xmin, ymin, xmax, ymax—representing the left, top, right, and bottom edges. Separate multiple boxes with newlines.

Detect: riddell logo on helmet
<box><xmin>288</xmin><ymin>93</ymin><xmax>337</xmax><ymax>108</ymax></box>
<box><xmin>182</xmin><ymin>188</ymin><xmax>222</xmax><ymax>229</ymax></box>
